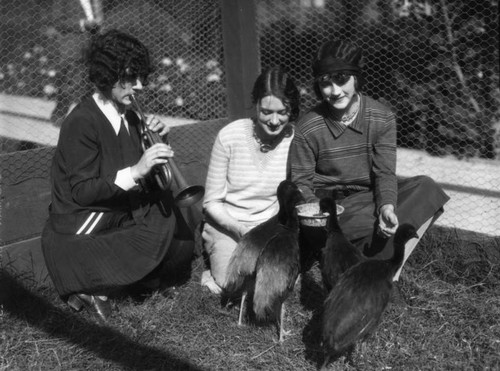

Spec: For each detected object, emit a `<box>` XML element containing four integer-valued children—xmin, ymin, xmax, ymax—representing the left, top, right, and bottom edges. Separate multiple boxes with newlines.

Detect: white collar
<box><xmin>92</xmin><ymin>92</ymin><xmax>128</xmax><ymax>135</ymax></box>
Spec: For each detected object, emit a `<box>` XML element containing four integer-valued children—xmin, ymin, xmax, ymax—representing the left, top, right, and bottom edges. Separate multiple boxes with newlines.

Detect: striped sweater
<box><xmin>203</xmin><ymin>118</ymin><xmax>294</xmax><ymax>224</ymax></box>
<box><xmin>289</xmin><ymin>94</ymin><xmax>397</xmax><ymax>209</ymax></box>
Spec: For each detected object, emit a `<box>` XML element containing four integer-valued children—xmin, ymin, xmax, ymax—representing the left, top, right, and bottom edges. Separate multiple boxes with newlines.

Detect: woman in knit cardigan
<box><xmin>201</xmin><ymin>66</ymin><xmax>301</xmax><ymax>294</ymax></box>
<box><xmin>289</xmin><ymin>40</ymin><xmax>450</xmax><ymax>299</ymax></box>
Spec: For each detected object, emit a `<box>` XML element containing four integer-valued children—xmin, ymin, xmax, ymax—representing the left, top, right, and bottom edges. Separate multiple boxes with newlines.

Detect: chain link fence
<box><xmin>256</xmin><ymin>0</ymin><xmax>499</xmax><ymax>236</ymax></box>
<box><xmin>0</xmin><ymin>0</ymin><xmax>226</xmax><ymax>152</ymax></box>
<box><xmin>258</xmin><ymin>0</ymin><xmax>499</xmax><ymax>159</ymax></box>
<box><xmin>1</xmin><ymin>0</ymin><xmax>499</xmax><ymax>235</ymax></box>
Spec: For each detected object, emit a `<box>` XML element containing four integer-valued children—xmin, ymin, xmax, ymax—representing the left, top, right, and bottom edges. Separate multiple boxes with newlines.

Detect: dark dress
<box><xmin>42</xmin><ymin>97</ymin><xmax>181</xmax><ymax>296</ymax></box>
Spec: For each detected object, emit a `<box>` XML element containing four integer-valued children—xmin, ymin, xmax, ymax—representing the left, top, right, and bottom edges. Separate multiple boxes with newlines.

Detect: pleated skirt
<box><xmin>301</xmin><ymin>175</ymin><xmax>450</xmax><ymax>264</ymax></box>
<box><xmin>42</xmin><ymin>201</ymin><xmax>177</xmax><ymax>296</ymax></box>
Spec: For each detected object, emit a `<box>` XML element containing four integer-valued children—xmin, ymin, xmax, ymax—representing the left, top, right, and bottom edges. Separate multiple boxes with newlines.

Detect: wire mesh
<box><xmin>0</xmin><ymin>0</ymin><xmax>226</xmax><ymax>154</ymax></box>
<box><xmin>257</xmin><ymin>0</ymin><xmax>499</xmax><ymax>159</ymax></box>
<box><xmin>256</xmin><ymin>0</ymin><xmax>500</xmax><ymax>236</ymax></box>
<box><xmin>0</xmin><ymin>0</ymin><xmax>499</xmax><ymax>235</ymax></box>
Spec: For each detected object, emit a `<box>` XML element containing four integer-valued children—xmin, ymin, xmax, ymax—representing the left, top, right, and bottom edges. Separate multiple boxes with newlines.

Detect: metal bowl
<box><xmin>296</xmin><ymin>202</ymin><xmax>345</xmax><ymax>227</ymax></box>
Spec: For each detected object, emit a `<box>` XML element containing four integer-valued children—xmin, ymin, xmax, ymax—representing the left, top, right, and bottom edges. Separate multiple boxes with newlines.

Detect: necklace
<box><xmin>253</xmin><ymin>130</ymin><xmax>274</xmax><ymax>153</ymax></box>
<box><xmin>252</xmin><ymin>122</ymin><xmax>292</xmax><ymax>153</ymax></box>
<box><xmin>330</xmin><ymin>95</ymin><xmax>360</xmax><ymax>124</ymax></box>
<box><xmin>339</xmin><ymin>103</ymin><xmax>359</xmax><ymax>123</ymax></box>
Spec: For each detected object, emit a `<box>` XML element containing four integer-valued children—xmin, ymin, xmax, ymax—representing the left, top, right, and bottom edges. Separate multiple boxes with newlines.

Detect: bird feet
<box><xmin>277</xmin><ymin>328</ymin><xmax>292</xmax><ymax>343</ymax></box>
<box><xmin>238</xmin><ymin>292</ymin><xmax>247</xmax><ymax>326</ymax></box>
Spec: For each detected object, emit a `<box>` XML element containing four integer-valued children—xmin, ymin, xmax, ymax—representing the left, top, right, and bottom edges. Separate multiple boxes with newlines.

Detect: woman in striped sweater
<box><xmin>289</xmin><ymin>40</ymin><xmax>449</xmax><ymax>294</ymax></box>
<box><xmin>201</xmin><ymin>67</ymin><xmax>300</xmax><ymax>294</ymax></box>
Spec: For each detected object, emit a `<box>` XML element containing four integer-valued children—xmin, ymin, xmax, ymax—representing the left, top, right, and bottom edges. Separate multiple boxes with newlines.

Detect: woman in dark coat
<box><xmin>42</xmin><ymin>29</ymin><xmax>192</xmax><ymax>320</ymax></box>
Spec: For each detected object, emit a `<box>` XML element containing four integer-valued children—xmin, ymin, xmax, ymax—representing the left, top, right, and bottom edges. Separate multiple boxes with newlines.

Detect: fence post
<box><xmin>220</xmin><ymin>0</ymin><xmax>260</xmax><ymax>121</ymax></box>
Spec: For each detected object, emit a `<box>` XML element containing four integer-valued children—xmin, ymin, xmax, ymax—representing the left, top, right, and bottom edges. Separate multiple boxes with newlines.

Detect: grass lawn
<box><xmin>1</xmin><ymin>226</ymin><xmax>499</xmax><ymax>370</ymax></box>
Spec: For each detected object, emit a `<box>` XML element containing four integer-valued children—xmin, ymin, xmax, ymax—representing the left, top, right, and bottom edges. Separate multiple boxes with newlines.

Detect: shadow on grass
<box><xmin>299</xmin><ymin>270</ymin><xmax>327</xmax><ymax>368</ymax></box>
<box><xmin>0</xmin><ymin>270</ymin><xmax>205</xmax><ymax>371</ymax></box>
<box><xmin>297</xmin><ymin>223</ymin><xmax>328</xmax><ymax>367</ymax></box>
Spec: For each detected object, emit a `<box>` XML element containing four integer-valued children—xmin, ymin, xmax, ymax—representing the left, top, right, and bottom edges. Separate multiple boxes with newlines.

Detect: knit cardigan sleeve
<box><xmin>203</xmin><ymin>131</ymin><xmax>230</xmax><ymax>211</ymax></box>
<box><xmin>289</xmin><ymin>121</ymin><xmax>318</xmax><ymax>203</ymax></box>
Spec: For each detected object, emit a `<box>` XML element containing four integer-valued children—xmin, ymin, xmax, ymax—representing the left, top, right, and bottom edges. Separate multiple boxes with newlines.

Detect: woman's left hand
<box><xmin>378</xmin><ymin>204</ymin><xmax>399</xmax><ymax>238</ymax></box>
<box><xmin>146</xmin><ymin>115</ymin><xmax>170</xmax><ymax>136</ymax></box>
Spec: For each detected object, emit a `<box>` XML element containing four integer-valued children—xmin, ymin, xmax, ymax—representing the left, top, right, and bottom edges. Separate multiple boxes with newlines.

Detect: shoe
<box><xmin>201</xmin><ymin>270</ymin><xmax>222</xmax><ymax>295</ymax></box>
<box><xmin>67</xmin><ymin>294</ymin><xmax>86</xmax><ymax>312</ymax></box>
<box><xmin>68</xmin><ymin>293</ymin><xmax>112</xmax><ymax>321</ymax></box>
<box><xmin>91</xmin><ymin>295</ymin><xmax>112</xmax><ymax>321</ymax></box>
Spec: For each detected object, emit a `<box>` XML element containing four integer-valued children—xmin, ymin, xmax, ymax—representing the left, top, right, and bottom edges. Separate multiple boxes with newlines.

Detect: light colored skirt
<box><xmin>201</xmin><ymin>219</ymin><xmax>259</xmax><ymax>288</ymax></box>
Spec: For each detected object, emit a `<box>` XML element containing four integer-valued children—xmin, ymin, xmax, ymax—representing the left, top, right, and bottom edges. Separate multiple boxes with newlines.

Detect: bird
<box><xmin>223</xmin><ymin>180</ymin><xmax>304</xmax><ymax>327</ymax></box>
<box><xmin>252</xmin><ymin>180</ymin><xmax>304</xmax><ymax>342</ymax></box>
<box><xmin>224</xmin><ymin>198</ymin><xmax>282</xmax><ymax>323</ymax></box>
<box><xmin>224</xmin><ymin>180</ymin><xmax>304</xmax><ymax>328</ymax></box>
<box><xmin>319</xmin><ymin>196</ymin><xmax>365</xmax><ymax>292</ymax></box>
<box><xmin>321</xmin><ymin>223</ymin><xmax>418</xmax><ymax>368</ymax></box>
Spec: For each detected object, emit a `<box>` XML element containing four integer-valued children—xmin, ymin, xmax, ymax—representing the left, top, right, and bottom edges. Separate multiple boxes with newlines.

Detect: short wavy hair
<box><xmin>251</xmin><ymin>66</ymin><xmax>301</xmax><ymax>122</ymax></box>
<box><xmin>86</xmin><ymin>29</ymin><xmax>154</xmax><ymax>92</ymax></box>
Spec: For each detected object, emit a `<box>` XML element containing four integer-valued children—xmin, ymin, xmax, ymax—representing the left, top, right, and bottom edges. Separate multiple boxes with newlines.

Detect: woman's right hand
<box><xmin>378</xmin><ymin>204</ymin><xmax>399</xmax><ymax>238</ymax></box>
<box><xmin>130</xmin><ymin>142</ymin><xmax>174</xmax><ymax>181</ymax></box>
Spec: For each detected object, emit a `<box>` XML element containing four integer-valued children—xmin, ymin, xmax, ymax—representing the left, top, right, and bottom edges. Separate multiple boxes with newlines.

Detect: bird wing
<box><xmin>322</xmin><ymin>266</ymin><xmax>391</xmax><ymax>353</ymax></box>
<box><xmin>253</xmin><ymin>230</ymin><xmax>300</xmax><ymax>321</ymax></box>
<box><xmin>224</xmin><ymin>215</ymin><xmax>279</xmax><ymax>294</ymax></box>
<box><xmin>321</xmin><ymin>232</ymin><xmax>364</xmax><ymax>292</ymax></box>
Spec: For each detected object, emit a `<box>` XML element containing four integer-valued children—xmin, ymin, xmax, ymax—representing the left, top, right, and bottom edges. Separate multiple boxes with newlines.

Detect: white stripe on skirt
<box><xmin>76</xmin><ymin>212</ymin><xmax>104</xmax><ymax>235</ymax></box>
